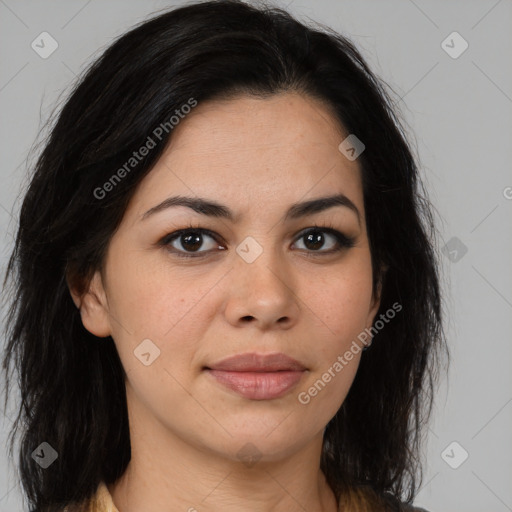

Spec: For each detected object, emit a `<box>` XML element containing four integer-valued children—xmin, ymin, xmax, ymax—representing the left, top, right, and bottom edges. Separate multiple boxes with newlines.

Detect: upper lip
<box><xmin>205</xmin><ymin>352</ymin><xmax>307</xmax><ymax>372</ymax></box>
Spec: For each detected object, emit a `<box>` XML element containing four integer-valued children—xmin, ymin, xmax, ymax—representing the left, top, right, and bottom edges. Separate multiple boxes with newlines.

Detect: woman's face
<box><xmin>76</xmin><ymin>92</ymin><xmax>381</xmax><ymax>464</ymax></box>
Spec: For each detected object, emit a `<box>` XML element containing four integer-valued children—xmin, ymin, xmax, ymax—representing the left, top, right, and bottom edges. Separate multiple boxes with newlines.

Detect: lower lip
<box><xmin>205</xmin><ymin>369</ymin><xmax>305</xmax><ymax>400</ymax></box>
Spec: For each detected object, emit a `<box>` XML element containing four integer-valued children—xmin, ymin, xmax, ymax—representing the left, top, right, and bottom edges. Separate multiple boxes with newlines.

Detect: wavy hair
<box><xmin>1</xmin><ymin>1</ymin><xmax>447</xmax><ymax>510</ymax></box>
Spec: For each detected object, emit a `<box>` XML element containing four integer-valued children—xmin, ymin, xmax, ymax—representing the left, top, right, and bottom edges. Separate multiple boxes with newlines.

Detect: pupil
<box><xmin>305</xmin><ymin>231</ymin><xmax>324</xmax><ymax>250</ymax></box>
<box><xmin>182</xmin><ymin>232</ymin><xmax>202</xmax><ymax>251</ymax></box>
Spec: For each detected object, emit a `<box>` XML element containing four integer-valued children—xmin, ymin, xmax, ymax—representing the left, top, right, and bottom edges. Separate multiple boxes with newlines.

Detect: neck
<box><xmin>108</xmin><ymin>387</ymin><xmax>338</xmax><ymax>512</ymax></box>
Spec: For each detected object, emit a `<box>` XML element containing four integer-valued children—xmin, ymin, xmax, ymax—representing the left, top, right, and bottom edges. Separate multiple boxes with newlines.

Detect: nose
<box><xmin>223</xmin><ymin>238</ymin><xmax>300</xmax><ymax>330</ymax></box>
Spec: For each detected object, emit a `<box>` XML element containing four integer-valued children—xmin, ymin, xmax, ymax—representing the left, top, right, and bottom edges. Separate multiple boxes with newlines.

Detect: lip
<box><xmin>205</xmin><ymin>352</ymin><xmax>307</xmax><ymax>372</ymax></box>
<box><xmin>204</xmin><ymin>352</ymin><xmax>307</xmax><ymax>400</ymax></box>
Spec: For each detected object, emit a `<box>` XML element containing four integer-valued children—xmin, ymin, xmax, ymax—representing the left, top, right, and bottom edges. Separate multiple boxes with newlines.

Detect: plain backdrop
<box><xmin>1</xmin><ymin>1</ymin><xmax>511</xmax><ymax>511</ymax></box>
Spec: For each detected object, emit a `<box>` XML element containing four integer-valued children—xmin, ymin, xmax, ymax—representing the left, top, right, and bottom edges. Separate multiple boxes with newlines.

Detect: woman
<box><xmin>1</xmin><ymin>1</ymin><xmax>446</xmax><ymax>510</ymax></box>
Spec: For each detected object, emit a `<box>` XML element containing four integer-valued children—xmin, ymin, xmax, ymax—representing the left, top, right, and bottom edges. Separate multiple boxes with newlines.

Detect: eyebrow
<box><xmin>141</xmin><ymin>193</ymin><xmax>361</xmax><ymax>225</ymax></box>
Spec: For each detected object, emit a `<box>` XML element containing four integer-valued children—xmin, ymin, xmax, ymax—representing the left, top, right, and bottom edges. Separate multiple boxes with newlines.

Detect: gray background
<box><xmin>1</xmin><ymin>1</ymin><xmax>511</xmax><ymax>511</ymax></box>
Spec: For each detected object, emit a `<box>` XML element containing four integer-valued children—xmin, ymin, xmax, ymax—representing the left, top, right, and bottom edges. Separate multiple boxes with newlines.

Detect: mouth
<box><xmin>203</xmin><ymin>352</ymin><xmax>308</xmax><ymax>400</ymax></box>
<box><xmin>204</xmin><ymin>368</ymin><xmax>306</xmax><ymax>400</ymax></box>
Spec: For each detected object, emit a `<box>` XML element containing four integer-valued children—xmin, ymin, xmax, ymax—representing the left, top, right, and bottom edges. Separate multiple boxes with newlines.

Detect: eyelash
<box><xmin>158</xmin><ymin>222</ymin><xmax>356</xmax><ymax>259</ymax></box>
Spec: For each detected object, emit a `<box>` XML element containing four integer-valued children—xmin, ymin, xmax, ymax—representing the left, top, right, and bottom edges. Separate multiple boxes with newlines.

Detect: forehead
<box><xmin>168</xmin><ymin>92</ymin><xmax>348</xmax><ymax>161</ymax></box>
<box><xmin>123</xmin><ymin>92</ymin><xmax>364</xmax><ymax>226</ymax></box>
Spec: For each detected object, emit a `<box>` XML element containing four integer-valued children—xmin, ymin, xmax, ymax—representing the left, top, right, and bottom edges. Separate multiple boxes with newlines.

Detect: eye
<box><xmin>158</xmin><ymin>223</ymin><xmax>356</xmax><ymax>259</ymax></box>
<box><xmin>292</xmin><ymin>225</ymin><xmax>356</xmax><ymax>255</ymax></box>
<box><xmin>159</xmin><ymin>227</ymin><xmax>224</xmax><ymax>258</ymax></box>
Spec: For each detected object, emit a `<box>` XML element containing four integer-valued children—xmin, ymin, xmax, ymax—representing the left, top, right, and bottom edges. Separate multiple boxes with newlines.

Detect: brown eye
<box><xmin>178</xmin><ymin>232</ymin><xmax>204</xmax><ymax>252</ymax></box>
<box><xmin>159</xmin><ymin>225</ymin><xmax>355</xmax><ymax>260</ymax></box>
<box><xmin>161</xmin><ymin>229</ymin><xmax>224</xmax><ymax>258</ymax></box>
<box><xmin>293</xmin><ymin>227</ymin><xmax>356</xmax><ymax>254</ymax></box>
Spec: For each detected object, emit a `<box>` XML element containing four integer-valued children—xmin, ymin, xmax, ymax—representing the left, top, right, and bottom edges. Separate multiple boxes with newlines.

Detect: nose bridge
<box><xmin>233</xmin><ymin>232</ymin><xmax>293</xmax><ymax>303</ymax></box>
<box><xmin>221</xmin><ymin>220</ymin><xmax>302</xmax><ymax>330</ymax></box>
<box><xmin>235</xmin><ymin>233</ymin><xmax>281</xmax><ymax>277</ymax></box>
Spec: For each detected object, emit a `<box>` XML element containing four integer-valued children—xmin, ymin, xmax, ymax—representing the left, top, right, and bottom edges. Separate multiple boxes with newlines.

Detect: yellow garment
<box><xmin>88</xmin><ymin>481</ymin><xmax>120</xmax><ymax>512</ymax></box>
<box><xmin>86</xmin><ymin>481</ymin><xmax>426</xmax><ymax>512</ymax></box>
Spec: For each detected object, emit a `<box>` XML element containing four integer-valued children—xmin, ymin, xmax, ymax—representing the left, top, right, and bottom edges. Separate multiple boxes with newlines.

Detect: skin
<box><xmin>70</xmin><ymin>92</ymin><xmax>382</xmax><ymax>512</ymax></box>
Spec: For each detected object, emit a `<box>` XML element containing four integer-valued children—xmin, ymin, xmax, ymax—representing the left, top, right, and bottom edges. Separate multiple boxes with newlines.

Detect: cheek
<box><xmin>104</xmin><ymin>251</ymin><xmax>229</xmax><ymax>390</ymax></box>
<box><xmin>296</xmin><ymin>266</ymin><xmax>373</xmax><ymax>419</ymax></box>
<box><xmin>104</xmin><ymin>261</ymin><xmax>212</xmax><ymax>400</ymax></box>
<box><xmin>305</xmin><ymin>259</ymin><xmax>374</xmax><ymax>347</ymax></box>
<box><xmin>105</xmin><ymin>247</ymin><xmax>215</xmax><ymax>337</ymax></box>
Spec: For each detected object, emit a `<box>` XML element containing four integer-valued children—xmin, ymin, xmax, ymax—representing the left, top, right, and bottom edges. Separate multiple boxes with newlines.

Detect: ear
<box><xmin>68</xmin><ymin>269</ymin><xmax>112</xmax><ymax>338</ymax></box>
<box><xmin>365</xmin><ymin>264</ymin><xmax>388</xmax><ymax>330</ymax></box>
